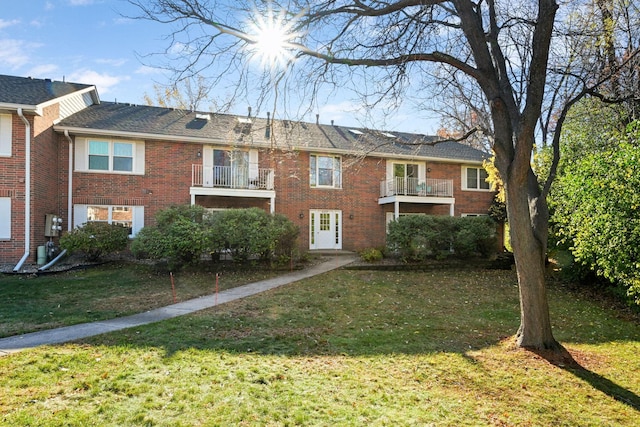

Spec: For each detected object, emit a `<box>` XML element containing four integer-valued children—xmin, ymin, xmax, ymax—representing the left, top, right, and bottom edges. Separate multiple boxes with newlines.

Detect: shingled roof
<box><xmin>56</xmin><ymin>101</ymin><xmax>490</xmax><ymax>163</ymax></box>
<box><xmin>0</xmin><ymin>74</ymin><xmax>94</xmax><ymax>107</ymax></box>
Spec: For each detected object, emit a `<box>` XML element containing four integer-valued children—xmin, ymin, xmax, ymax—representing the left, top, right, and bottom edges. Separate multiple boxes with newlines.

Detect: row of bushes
<box><xmin>61</xmin><ymin>206</ymin><xmax>299</xmax><ymax>269</ymax></box>
<box><xmin>61</xmin><ymin>207</ymin><xmax>497</xmax><ymax>267</ymax></box>
<box><xmin>130</xmin><ymin>206</ymin><xmax>299</xmax><ymax>269</ymax></box>
<box><xmin>386</xmin><ymin>215</ymin><xmax>497</xmax><ymax>261</ymax></box>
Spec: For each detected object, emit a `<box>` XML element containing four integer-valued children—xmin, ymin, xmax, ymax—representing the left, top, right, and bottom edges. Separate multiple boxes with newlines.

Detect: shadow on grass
<box><xmin>531</xmin><ymin>346</ymin><xmax>640</xmax><ymax>412</ymax></box>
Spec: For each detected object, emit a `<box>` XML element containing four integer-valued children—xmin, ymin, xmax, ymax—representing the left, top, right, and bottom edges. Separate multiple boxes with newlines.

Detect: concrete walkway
<box><xmin>0</xmin><ymin>255</ymin><xmax>356</xmax><ymax>356</ymax></box>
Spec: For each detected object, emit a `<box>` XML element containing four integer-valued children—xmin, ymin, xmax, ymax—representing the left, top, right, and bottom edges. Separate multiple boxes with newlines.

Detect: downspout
<box><xmin>13</xmin><ymin>108</ymin><xmax>31</xmax><ymax>272</ymax></box>
<box><xmin>64</xmin><ymin>130</ymin><xmax>73</xmax><ymax>232</ymax></box>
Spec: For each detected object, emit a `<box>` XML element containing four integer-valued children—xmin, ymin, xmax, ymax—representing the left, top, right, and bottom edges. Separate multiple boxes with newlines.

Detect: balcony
<box><xmin>192</xmin><ymin>164</ymin><xmax>274</xmax><ymax>190</ymax></box>
<box><xmin>380</xmin><ymin>177</ymin><xmax>453</xmax><ymax>198</ymax></box>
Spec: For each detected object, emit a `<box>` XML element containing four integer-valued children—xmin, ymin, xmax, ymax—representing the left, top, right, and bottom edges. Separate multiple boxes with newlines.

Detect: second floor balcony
<box><xmin>192</xmin><ymin>164</ymin><xmax>275</xmax><ymax>190</ymax></box>
<box><xmin>380</xmin><ymin>177</ymin><xmax>453</xmax><ymax>198</ymax></box>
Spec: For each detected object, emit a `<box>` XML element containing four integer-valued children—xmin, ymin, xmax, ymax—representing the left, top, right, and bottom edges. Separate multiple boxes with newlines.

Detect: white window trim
<box><xmin>0</xmin><ymin>197</ymin><xmax>11</xmax><ymax>240</ymax></box>
<box><xmin>461</xmin><ymin>213</ymin><xmax>488</xmax><ymax>217</ymax></box>
<box><xmin>387</xmin><ymin>161</ymin><xmax>426</xmax><ymax>181</ymax></box>
<box><xmin>461</xmin><ymin>166</ymin><xmax>491</xmax><ymax>191</ymax></box>
<box><xmin>75</xmin><ymin>138</ymin><xmax>145</xmax><ymax>175</ymax></box>
<box><xmin>0</xmin><ymin>113</ymin><xmax>12</xmax><ymax>157</ymax></box>
<box><xmin>73</xmin><ymin>204</ymin><xmax>144</xmax><ymax>237</ymax></box>
<box><xmin>310</xmin><ymin>154</ymin><xmax>342</xmax><ymax>189</ymax></box>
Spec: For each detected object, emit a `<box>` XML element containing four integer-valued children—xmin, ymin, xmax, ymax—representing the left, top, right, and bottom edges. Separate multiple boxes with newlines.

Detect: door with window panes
<box><xmin>394</xmin><ymin>163</ymin><xmax>419</xmax><ymax>195</ymax></box>
<box><xmin>310</xmin><ymin>210</ymin><xmax>342</xmax><ymax>250</ymax></box>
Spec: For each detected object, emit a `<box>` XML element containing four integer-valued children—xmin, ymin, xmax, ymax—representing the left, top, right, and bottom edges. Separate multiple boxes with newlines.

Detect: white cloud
<box><xmin>26</xmin><ymin>64</ymin><xmax>59</xmax><ymax>78</ymax></box>
<box><xmin>0</xmin><ymin>39</ymin><xmax>40</xmax><ymax>70</ymax></box>
<box><xmin>95</xmin><ymin>58</ymin><xmax>128</xmax><ymax>67</ymax></box>
<box><xmin>67</xmin><ymin>69</ymin><xmax>130</xmax><ymax>94</ymax></box>
<box><xmin>0</xmin><ymin>19</ymin><xmax>20</xmax><ymax>29</ymax></box>
<box><xmin>68</xmin><ymin>0</ymin><xmax>95</xmax><ymax>5</ymax></box>
<box><xmin>134</xmin><ymin>65</ymin><xmax>163</xmax><ymax>75</ymax></box>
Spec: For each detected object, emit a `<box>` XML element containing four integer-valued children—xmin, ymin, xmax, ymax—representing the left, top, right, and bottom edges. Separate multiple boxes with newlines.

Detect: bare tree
<box><xmin>127</xmin><ymin>0</ymin><xmax>639</xmax><ymax>351</ymax></box>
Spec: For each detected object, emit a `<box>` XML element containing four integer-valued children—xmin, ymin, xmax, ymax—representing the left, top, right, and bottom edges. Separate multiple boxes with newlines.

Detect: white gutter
<box><xmin>64</xmin><ymin>130</ymin><xmax>73</xmax><ymax>231</ymax></box>
<box><xmin>13</xmin><ymin>108</ymin><xmax>31</xmax><ymax>272</ymax></box>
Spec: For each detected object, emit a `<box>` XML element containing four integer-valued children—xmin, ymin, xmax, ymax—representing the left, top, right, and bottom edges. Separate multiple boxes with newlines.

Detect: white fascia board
<box><xmin>364</xmin><ymin>150</ymin><xmax>486</xmax><ymax>165</ymax></box>
<box><xmin>0</xmin><ymin>103</ymin><xmax>40</xmax><ymax>115</ymax></box>
<box><xmin>53</xmin><ymin>125</ymin><xmax>229</xmax><ymax>145</ymax></box>
<box><xmin>38</xmin><ymin>86</ymin><xmax>100</xmax><ymax>111</ymax></box>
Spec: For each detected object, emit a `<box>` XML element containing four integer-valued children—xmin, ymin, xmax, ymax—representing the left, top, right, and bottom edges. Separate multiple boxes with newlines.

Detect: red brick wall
<box><xmin>0</xmin><ymin>114</ymin><xmax>26</xmax><ymax>263</ymax></box>
<box><xmin>56</xmin><ymin>137</ymin><xmax>497</xmax><ymax>257</ymax></box>
<box><xmin>31</xmin><ymin>105</ymin><xmax>62</xmax><ymax>257</ymax></box>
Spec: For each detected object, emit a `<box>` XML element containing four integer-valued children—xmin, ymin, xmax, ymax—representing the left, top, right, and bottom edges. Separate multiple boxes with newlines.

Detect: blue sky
<box><xmin>0</xmin><ymin>0</ymin><xmax>440</xmax><ymax>134</ymax></box>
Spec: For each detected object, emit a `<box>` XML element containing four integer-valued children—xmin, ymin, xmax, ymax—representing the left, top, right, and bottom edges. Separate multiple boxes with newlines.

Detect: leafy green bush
<box><xmin>60</xmin><ymin>222</ymin><xmax>129</xmax><ymax>261</ymax></box>
<box><xmin>132</xmin><ymin>206</ymin><xmax>299</xmax><ymax>269</ymax></box>
<box><xmin>205</xmin><ymin>208</ymin><xmax>299</xmax><ymax>263</ymax></box>
<box><xmin>131</xmin><ymin>205</ymin><xmax>208</xmax><ymax>270</ymax></box>
<box><xmin>553</xmin><ymin>138</ymin><xmax>640</xmax><ymax>304</ymax></box>
<box><xmin>386</xmin><ymin>215</ymin><xmax>497</xmax><ymax>262</ymax></box>
<box><xmin>360</xmin><ymin>247</ymin><xmax>383</xmax><ymax>263</ymax></box>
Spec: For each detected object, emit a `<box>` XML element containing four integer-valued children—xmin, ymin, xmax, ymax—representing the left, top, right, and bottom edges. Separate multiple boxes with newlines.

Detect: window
<box><xmin>77</xmin><ymin>138</ymin><xmax>143</xmax><ymax>174</ymax></box>
<box><xmin>88</xmin><ymin>140</ymin><xmax>134</xmax><ymax>172</ymax></box>
<box><xmin>87</xmin><ymin>205</ymin><xmax>133</xmax><ymax>235</ymax></box>
<box><xmin>0</xmin><ymin>114</ymin><xmax>12</xmax><ymax>157</ymax></box>
<box><xmin>310</xmin><ymin>154</ymin><xmax>341</xmax><ymax>188</ymax></box>
<box><xmin>75</xmin><ymin>204</ymin><xmax>143</xmax><ymax>236</ymax></box>
<box><xmin>0</xmin><ymin>197</ymin><xmax>10</xmax><ymax>239</ymax></box>
<box><xmin>213</xmin><ymin>149</ymin><xmax>248</xmax><ymax>187</ymax></box>
<box><xmin>463</xmin><ymin>167</ymin><xmax>490</xmax><ymax>190</ymax></box>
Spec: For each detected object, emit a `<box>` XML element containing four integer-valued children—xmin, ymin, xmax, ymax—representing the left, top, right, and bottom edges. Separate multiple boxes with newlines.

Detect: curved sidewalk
<box><xmin>0</xmin><ymin>255</ymin><xmax>356</xmax><ymax>356</ymax></box>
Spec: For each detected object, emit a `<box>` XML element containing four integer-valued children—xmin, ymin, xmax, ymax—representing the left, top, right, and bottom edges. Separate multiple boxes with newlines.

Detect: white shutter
<box><xmin>0</xmin><ymin>197</ymin><xmax>11</xmax><ymax>239</ymax></box>
<box><xmin>249</xmin><ymin>149</ymin><xmax>259</xmax><ymax>180</ymax></box>
<box><xmin>0</xmin><ymin>114</ymin><xmax>12</xmax><ymax>156</ymax></box>
<box><xmin>132</xmin><ymin>206</ymin><xmax>145</xmax><ymax>236</ymax></box>
<box><xmin>75</xmin><ymin>138</ymin><xmax>87</xmax><ymax>171</ymax></box>
<box><xmin>135</xmin><ymin>141</ymin><xmax>145</xmax><ymax>174</ymax></box>
<box><xmin>202</xmin><ymin>146</ymin><xmax>213</xmax><ymax>187</ymax></box>
<box><xmin>73</xmin><ymin>204</ymin><xmax>88</xmax><ymax>228</ymax></box>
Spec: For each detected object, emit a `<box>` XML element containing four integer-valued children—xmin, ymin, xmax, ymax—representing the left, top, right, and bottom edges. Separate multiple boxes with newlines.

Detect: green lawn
<box><xmin>0</xmin><ymin>262</ymin><xmax>284</xmax><ymax>338</ymax></box>
<box><xmin>1</xmin><ymin>266</ymin><xmax>639</xmax><ymax>426</ymax></box>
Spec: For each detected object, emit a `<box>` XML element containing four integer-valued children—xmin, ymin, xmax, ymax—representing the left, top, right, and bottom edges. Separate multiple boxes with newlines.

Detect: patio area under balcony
<box><xmin>190</xmin><ymin>164</ymin><xmax>276</xmax><ymax>210</ymax></box>
<box><xmin>379</xmin><ymin>177</ymin><xmax>455</xmax><ymax>217</ymax></box>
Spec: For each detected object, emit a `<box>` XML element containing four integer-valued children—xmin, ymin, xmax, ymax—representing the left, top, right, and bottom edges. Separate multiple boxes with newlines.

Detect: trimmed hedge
<box><xmin>386</xmin><ymin>215</ymin><xmax>497</xmax><ymax>262</ymax></box>
<box><xmin>60</xmin><ymin>222</ymin><xmax>130</xmax><ymax>261</ymax></box>
<box><xmin>131</xmin><ymin>206</ymin><xmax>299</xmax><ymax>269</ymax></box>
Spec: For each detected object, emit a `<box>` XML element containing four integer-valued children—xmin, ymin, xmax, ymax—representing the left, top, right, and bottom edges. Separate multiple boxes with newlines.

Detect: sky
<box><xmin>0</xmin><ymin>0</ymin><xmax>441</xmax><ymax>134</ymax></box>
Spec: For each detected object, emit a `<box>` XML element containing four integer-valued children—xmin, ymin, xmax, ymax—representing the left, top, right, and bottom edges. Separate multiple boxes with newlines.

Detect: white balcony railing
<box><xmin>380</xmin><ymin>177</ymin><xmax>453</xmax><ymax>198</ymax></box>
<box><xmin>192</xmin><ymin>164</ymin><xmax>275</xmax><ymax>190</ymax></box>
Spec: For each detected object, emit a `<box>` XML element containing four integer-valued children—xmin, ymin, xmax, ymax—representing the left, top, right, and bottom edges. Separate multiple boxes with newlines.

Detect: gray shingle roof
<box><xmin>0</xmin><ymin>74</ymin><xmax>93</xmax><ymax>106</ymax></box>
<box><xmin>57</xmin><ymin>101</ymin><xmax>489</xmax><ymax>163</ymax></box>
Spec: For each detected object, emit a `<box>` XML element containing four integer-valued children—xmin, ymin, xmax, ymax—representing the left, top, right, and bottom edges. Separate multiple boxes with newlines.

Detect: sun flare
<box><xmin>247</xmin><ymin>6</ymin><xmax>301</xmax><ymax>70</ymax></box>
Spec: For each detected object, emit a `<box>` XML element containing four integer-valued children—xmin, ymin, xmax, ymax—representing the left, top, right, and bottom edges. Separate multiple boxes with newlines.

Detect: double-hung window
<box><xmin>79</xmin><ymin>205</ymin><xmax>140</xmax><ymax>236</ymax></box>
<box><xmin>88</xmin><ymin>140</ymin><xmax>134</xmax><ymax>172</ymax></box>
<box><xmin>0</xmin><ymin>197</ymin><xmax>10</xmax><ymax>239</ymax></box>
<box><xmin>310</xmin><ymin>154</ymin><xmax>342</xmax><ymax>188</ymax></box>
<box><xmin>463</xmin><ymin>166</ymin><xmax>490</xmax><ymax>190</ymax></box>
<box><xmin>0</xmin><ymin>113</ymin><xmax>12</xmax><ymax>157</ymax></box>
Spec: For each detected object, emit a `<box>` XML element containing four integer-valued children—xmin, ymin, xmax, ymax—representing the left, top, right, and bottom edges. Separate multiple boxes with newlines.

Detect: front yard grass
<box><xmin>1</xmin><ymin>266</ymin><xmax>639</xmax><ymax>426</ymax></box>
<box><xmin>0</xmin><ymin>262</ymin><xmax>284</xmax><ymax>338</ymax></box>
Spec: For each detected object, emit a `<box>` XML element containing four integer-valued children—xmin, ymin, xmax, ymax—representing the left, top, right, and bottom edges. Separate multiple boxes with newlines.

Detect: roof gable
<box><xmin>0</xmin><ymin>74</ymin><xmax>96</xmax><ymax>109</ymax></box>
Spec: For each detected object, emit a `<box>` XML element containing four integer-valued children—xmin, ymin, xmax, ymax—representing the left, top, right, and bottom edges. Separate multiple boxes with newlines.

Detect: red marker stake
<box><xmin>215</xmin><ymin>273</ymin><xmax>219</xmax><ymax>306</ymax></box>
<box><xmin>170</xmin><ymin>272</ymin><xmax>177</xmax><ymax>303</ymax></box>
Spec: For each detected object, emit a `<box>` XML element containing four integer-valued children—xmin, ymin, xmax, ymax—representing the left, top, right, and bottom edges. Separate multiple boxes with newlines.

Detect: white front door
<box><xmin>310</xmin><ymin>210</ymin><xmax>342</xmax><ymax>250</ymax></box>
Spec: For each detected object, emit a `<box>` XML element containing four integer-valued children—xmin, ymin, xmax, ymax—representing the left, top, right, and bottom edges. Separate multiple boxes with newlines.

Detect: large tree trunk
<box><xmin>505</xmin><ymin>165</ymin><xmax>560</xmax><ymax>350</ymax></box>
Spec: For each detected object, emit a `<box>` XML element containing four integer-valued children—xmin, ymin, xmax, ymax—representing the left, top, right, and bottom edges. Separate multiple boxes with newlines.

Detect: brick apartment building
<box><xmin>0</xmin><ymin>74</ymin><xmax>496</xmax><ymax>270</ymax></box>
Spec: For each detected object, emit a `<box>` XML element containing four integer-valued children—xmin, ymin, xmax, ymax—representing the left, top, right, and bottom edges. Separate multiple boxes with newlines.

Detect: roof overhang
<box><xmin>0</xmin><ymin>103</ymin><xmax>40</xmax><ymax>115</ymax></box>
<box><xmin>53</xmin><ymin>125</ymin><xmax>229</xmax><ymax>145</ymax></box>
<box><xmin>0</xmin><ymin>86</ymin><xmax>99</xmax><ymax>117</ymax></box>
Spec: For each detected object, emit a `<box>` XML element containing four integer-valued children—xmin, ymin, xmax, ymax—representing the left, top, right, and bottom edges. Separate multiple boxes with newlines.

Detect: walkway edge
<box><xmin>0</xmin><ymin>256</ymin><xmax>356</xmax><ymax>356</ymax></box>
